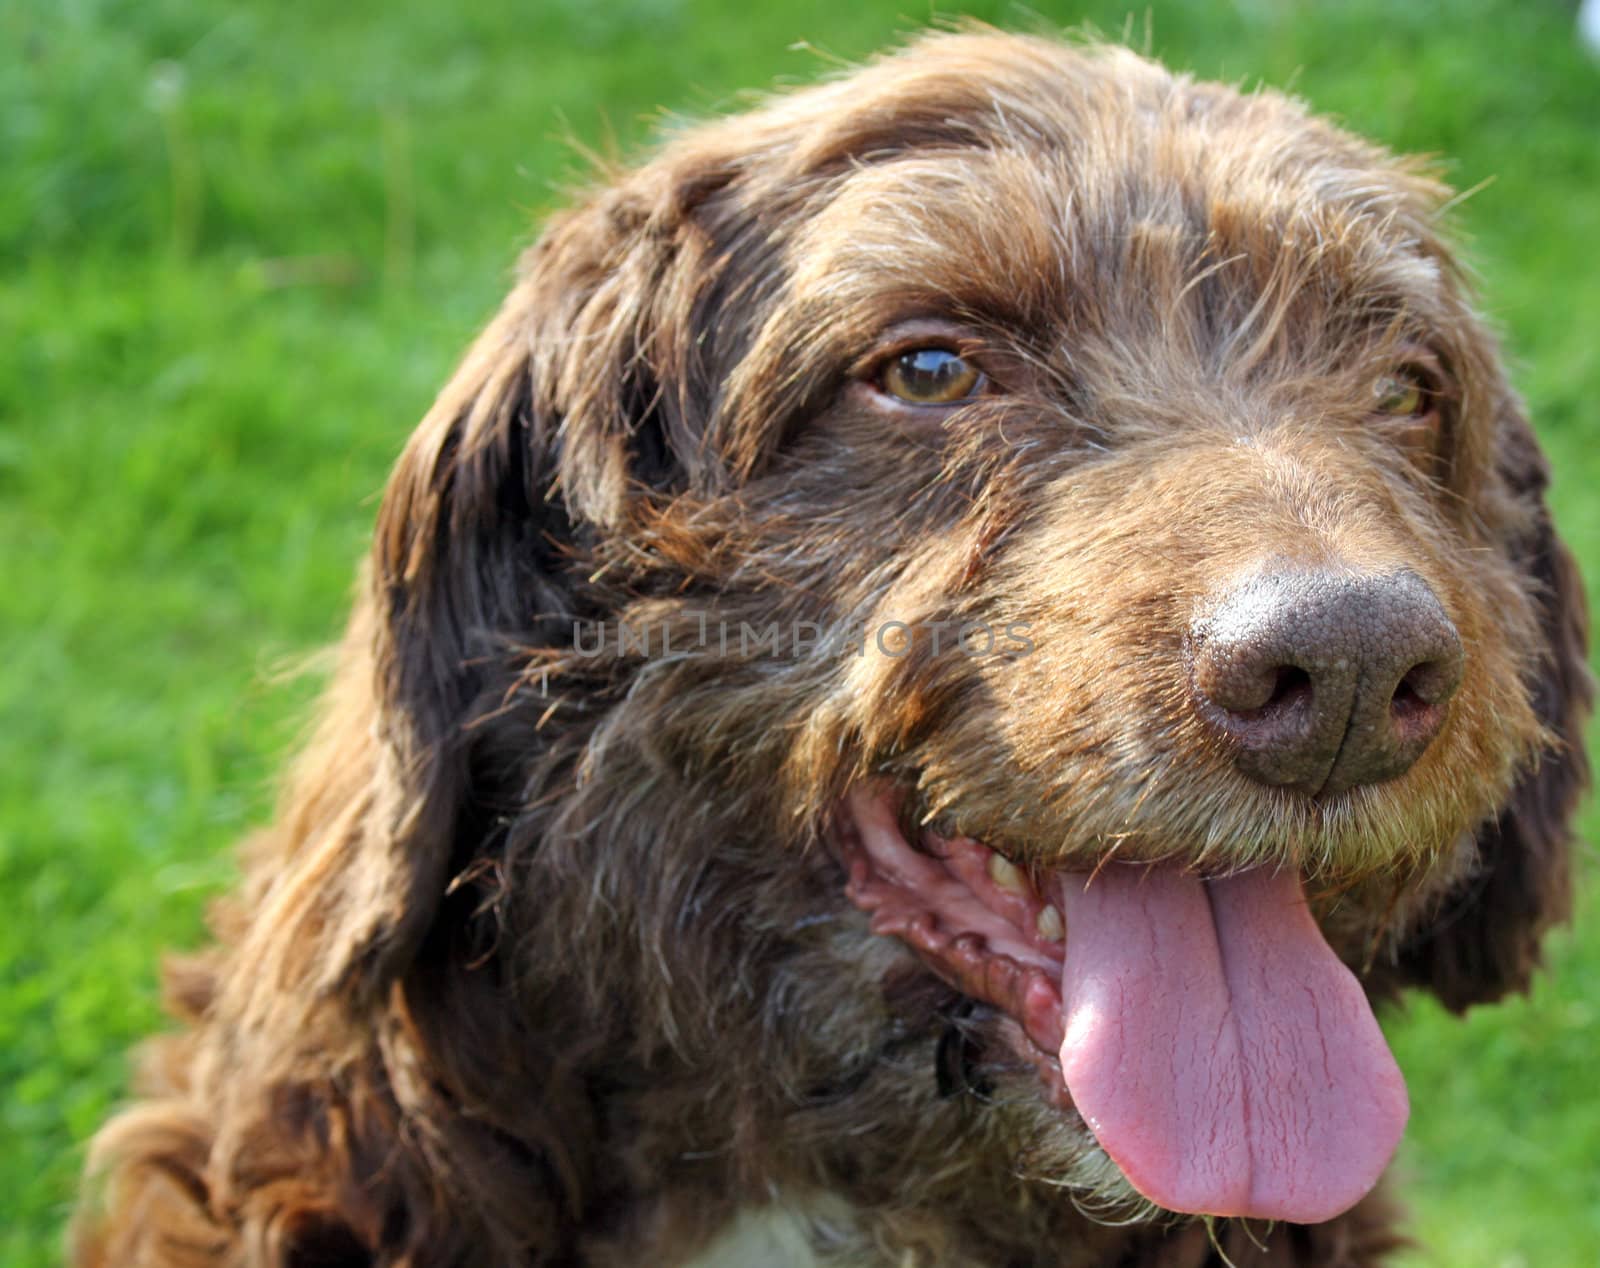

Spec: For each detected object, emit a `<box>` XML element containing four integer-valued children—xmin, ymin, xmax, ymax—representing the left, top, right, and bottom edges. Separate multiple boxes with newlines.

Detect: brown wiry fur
<box><xmin>75</xmin><ymin>31</ymin><xmax>1589</xmax><ymax>1267</ymax></box>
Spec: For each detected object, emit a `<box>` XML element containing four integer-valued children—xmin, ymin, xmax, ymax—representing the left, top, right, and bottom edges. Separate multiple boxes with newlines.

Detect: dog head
<box><xmin>257</xmin><ymin>30</ymin><xmax>1588</xmax><ymax>1232</ymax></box>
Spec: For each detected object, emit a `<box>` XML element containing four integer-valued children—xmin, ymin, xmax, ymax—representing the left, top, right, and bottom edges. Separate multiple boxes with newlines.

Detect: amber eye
<box><xmin>1372</xmin><ymin>367</ymin><xmax>1431</xmax><ymax>417</ymax></box>
<box><xmin>879</xmin><ymin>347</ymin><xmax>983</xmax><ymax>405</ymax></box>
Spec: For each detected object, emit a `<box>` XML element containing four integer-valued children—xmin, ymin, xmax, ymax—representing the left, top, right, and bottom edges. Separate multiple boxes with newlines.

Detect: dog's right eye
<box><xmin>879</xmin><ymin>348</ymin><xmax>984</xmax><ymax>406</ymax></box>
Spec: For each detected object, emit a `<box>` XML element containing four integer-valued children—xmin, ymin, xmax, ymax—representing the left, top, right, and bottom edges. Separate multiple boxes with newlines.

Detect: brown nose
<box><xmin>1190</xmin><ymin>569</ymin><xmax>1463</xmax><ymax>796</ymax></box>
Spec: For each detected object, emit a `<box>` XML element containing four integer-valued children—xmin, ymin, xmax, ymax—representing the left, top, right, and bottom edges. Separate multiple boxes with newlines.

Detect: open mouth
<box><xmin>835</xmin><ymin>785</ymin><xmax>1410</xmax><ymax>1226</ymax></box>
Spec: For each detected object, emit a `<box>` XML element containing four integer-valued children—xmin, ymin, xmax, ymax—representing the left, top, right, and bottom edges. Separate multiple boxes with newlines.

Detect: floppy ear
<box><xmin>1398</xmin><ymin>403</ymin><xmax>1592</xmax><ymax>1010</ymax></box>
<box><xmin>230</xmin><ymin>286</ymin><xmax>566</xmax><ymax>1019</ymax></box>
<box><xmin>339</xmin><ymin>290</ymin><xmax>563</xmax><ymax>1002</ymax></box>
<box><xmin>235</xmin><ymin>160</ymin><xmax>775</xmax><ymax>1016</ymax></box>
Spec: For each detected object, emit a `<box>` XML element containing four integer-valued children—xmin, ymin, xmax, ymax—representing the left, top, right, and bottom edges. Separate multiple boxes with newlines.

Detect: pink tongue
<box><xmin>1057</xmin><ymin>863</ymin><xmax>1408</xmax><ymax>1223</ymax></box>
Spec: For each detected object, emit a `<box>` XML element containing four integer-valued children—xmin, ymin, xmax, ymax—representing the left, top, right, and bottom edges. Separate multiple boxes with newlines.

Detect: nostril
<box><xmin>1390</xmin><ymin>675</ymin><xmax>1433</xmax><ymax>737</ymax></box>
<box><xmin>1389</xmin><ymin>657</ymin><xmax>1455</xmax><ymax>739</ymax></box>
<box><xmin>1394</xmin><ymin>654</ymin><xmax>1458</xmax><ymax>707</ymax></box>
<box><xmin>1262</xmin><ymin>665</ymin><xmax>1312</xmax><ymax>716</ymax></box>
<box><xmin>1192</xmin><ymin>648</ymin><xmax>1315</xmax><ymax>719</ymax></box>
<box><xmin>1390</xmin><ymin>675</ymin><xmax>1427</xmax><ymax>717</ymax></box>
<box><xmin>1198</xmin><ymin>660</ymin><xmax>1315</xmax><ymax>737</ymax></box>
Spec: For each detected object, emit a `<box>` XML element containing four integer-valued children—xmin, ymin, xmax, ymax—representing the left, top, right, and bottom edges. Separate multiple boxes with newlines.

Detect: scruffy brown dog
<box><xmin>77</xmin><ymin>30</ymin><xmax>1589</xmax><ymax>1268</ymax></box>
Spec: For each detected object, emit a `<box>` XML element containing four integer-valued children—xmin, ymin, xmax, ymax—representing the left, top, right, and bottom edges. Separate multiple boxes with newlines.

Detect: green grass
<box><xmin>4</xmin><ymin>1</ymin><xmax>1597</xmax><ymax>1263</ymax></box>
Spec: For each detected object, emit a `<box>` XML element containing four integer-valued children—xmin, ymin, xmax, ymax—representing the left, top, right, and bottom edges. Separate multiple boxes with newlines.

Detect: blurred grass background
<box><xmin>4</xmin><ymin>1</ymin><xmax>1597</xmax><ymax>1264</ymax></box>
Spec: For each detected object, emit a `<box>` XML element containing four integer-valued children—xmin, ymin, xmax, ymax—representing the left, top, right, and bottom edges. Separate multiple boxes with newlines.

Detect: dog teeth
<box><xmin>1035</xmin><ymin>905</ymin><xmax>1065</xmax><ymax>943</ymax></box>
<box><xmin>988</xmin><ymin>853</ymin><xmax>1026</xmax><ymax>893</ymax></box>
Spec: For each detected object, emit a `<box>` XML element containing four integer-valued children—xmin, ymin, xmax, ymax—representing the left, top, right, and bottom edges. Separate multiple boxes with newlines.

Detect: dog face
<box><xmin>88</xmin><ymin>31</ymin><xmax>1586</xmax><ymax>1264</ymax></box>
<box><xmin>356</xmin><ymin>33</ymin><xmax>1587</xmax><ymax>1229</ymax></box>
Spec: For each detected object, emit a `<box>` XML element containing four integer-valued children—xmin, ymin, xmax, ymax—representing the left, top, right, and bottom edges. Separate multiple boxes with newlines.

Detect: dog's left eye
<box><xmin>1371</xmin><ymin>367</ymin><xmax>1433</xmax><ymax>418</ymax></box>
<box><xmin>879</xmin><ymin>348</ymin><xmax>984</xmax><ymax>405</ymax></box>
